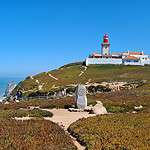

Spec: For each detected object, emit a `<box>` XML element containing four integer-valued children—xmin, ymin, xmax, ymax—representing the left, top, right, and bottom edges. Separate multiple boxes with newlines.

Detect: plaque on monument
<box><xmin>75</xmin><ymin>85</ymin><xmax>87</xmax><ymax>109</ymax></box>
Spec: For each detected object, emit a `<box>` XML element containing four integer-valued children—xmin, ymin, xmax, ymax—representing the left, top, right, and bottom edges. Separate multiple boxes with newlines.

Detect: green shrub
<box><xmin>0</xmin><ymin>109</ymin><xmax>53</xmax><ymax>119</ymax></box>
<box><xmin>106</xmin><ymin>106</ymin><xmax>126</xmax><ymax>113</ymax></box>
<box><xmin>29</xmin><ymin>108</ymin><xmax>53</xmax><ymax>117</ymax></box>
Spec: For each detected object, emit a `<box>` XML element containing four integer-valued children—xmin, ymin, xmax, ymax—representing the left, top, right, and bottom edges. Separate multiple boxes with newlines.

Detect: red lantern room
<box><xmin>101</xmin><ymin>34</ymin><xmax>110</xmax><ymax>55</ymax></box>
<box><xmin>103</xmin><ymin>34</ymin><xmax>109</xmax><ymax>43</ymax></box>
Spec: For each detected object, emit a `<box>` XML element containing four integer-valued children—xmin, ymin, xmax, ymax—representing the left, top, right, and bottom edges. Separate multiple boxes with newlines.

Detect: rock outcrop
<box><xmin>5</xmin><ymin>82</ymin><xmax>17</xmax><ymax>97</ymax></box>
<box><xmin>91</xmin><ymin>101</ymin><xmax>107</xmax><ymax>115</ymax></box>
<box><xmin>15</xmin><ymin>80</ymin><xmax>146</xmax><ymax>100</ymax></box>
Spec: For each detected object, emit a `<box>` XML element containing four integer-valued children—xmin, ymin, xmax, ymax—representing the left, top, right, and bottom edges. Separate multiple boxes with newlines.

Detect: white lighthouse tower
<box><xmin>101</xmin><ymin>34</ymin><xmax>110</xmax><ymax>55</ymax></box>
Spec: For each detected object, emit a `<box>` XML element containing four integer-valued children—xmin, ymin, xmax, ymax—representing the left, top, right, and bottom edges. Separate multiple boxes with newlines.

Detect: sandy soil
<box><xmin>44</xmin><ymin>108</ymin><xmax>96</xmax><ymax>150</ymax></box>
<box><xmin>43</xmin><ymin>108</ymin><xmax>95</xmax><ymax>130</ymax></box>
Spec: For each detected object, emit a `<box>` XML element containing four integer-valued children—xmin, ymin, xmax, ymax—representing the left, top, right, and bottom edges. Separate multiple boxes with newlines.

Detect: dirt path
<box><xmin>43</xmin><ymin>108</ymin><xmax>95</xmax><ymax>150</ymax></box>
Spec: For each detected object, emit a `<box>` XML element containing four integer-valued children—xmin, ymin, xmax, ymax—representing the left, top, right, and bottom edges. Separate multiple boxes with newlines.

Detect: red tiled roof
<box><xmin>92</xmin><ymin>53</ymin><xmax>101</xmax><ymax>57</ymax></box>
<box><xmin>123</xmin><ymin>55</ymin><xmax>139</xmax><ymax>60</ymax></box>
<box><xmin>129</xmin><ymin>51</ymin><xmax>143</xmax><ymax>55</ymax></box>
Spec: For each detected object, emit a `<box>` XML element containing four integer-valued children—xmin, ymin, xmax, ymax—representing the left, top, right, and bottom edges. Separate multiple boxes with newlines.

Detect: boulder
<box><xmin>134</xmin><ymin>105</ymin><xmax>143</xmax><ymax>110</ymax></box>
<box><xmin>84</xmin><ymin>105</ymin><xmax>93</xmax><ymax>111</ymax></box>
<box><xmin>92</xmin><ymin>101</ymin><xmax>107</xmax><ymax>115</ymax></box>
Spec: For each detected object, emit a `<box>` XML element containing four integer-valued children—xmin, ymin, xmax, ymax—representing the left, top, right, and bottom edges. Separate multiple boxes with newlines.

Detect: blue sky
<box><xmin>0</xmin><ymin>0</ymin><xmax>150</xmax><ymax>77</ymax></box>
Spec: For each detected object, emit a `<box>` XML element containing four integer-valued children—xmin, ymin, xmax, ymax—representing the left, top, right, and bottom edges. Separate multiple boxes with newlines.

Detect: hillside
<box><xmin>1</xmin><ymin>63</ymin><xmax>150</xmax><ymax>150</ymax></box>
<box><xmin>13</xmin><ymin>63</ymin><xmax>150</xmax><ymax>97</ymax></box>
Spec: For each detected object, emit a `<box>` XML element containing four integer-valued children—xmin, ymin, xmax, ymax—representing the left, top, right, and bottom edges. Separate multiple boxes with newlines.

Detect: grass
<box><xmin>0</xmin><ymin>97</ymin><xmax>75</xmax><ymax>110</ymax></box>
<box><xmin>2</xmin><ymin>63</ymin><xmax>149</xmax><ymax>150</ymax></box>
<box><xmin>1</xmin><ymin>89</ymin><xmax>150</xmax><ymax>113</ymax></box>
<box><xmin>68</xmin><ymin>113</ymin><xmax>150</xmax><ymax>150</ymax></box>
<box><xmin>11</xmin><ymin>63</ymin><xmax>150</xmax><ymax>121</ymax></box>
<box><xmin>0</xmin><ymin>119</ymin><xmax>77</xmax><ymax>150</ymax></box>
<box><xmin>0</xmin><ymin>108</ymin><xmax>53</xmax><ymax>119</ymax></box>
<box><xmin>87</xmin><ymin>90</ymin><xmax>150</xmax><ymax>113</ymax></box>
<box><xmin>13</xmin><ymin>64</ymin><xmax>150</xmax><ymax>96</ymax></box>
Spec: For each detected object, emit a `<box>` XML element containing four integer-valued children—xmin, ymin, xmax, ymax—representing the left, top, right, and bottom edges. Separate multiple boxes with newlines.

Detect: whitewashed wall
<box><xmin>123</xmin><ymin>62</ymin><xmax>144</xmax><ymax>66</ymax></box>
<box><xmin>86</xmin><ymin>58</ymin><xmax>122</xmax><ymax>66</ymax></box>
<box><xmin>143</xmin><ymin>60</ymin><xmax>150</xmax><ymax>65</ymax></box>
<box><xmin>85</xmin><ymin>57</ymin><xmax>150</xmax><ymax>66</ymax></box>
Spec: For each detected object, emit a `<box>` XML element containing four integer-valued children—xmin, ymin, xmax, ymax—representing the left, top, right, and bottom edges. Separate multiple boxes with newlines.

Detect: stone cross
<box><xmin>75</xmin><ymin>84</ymin><xmax>87</xmax><ymax>109</ymax></box>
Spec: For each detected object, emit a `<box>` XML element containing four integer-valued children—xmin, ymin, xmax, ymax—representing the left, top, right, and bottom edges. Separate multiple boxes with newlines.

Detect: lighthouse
<box><xmin>101</xmin><ymin>34</ymin><xmax>110</xmax><ymax>55</ymax></box>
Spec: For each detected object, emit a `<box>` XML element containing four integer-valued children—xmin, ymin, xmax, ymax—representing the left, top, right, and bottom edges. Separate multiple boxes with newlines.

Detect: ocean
<box><xmin>0</xmin><ymin>77</ymin><xmax>23</xmax><ymax>101</ymax></box>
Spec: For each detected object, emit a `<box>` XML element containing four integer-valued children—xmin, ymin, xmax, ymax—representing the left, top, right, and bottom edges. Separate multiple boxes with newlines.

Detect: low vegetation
<box><xmin>0</xmin><ymin>119</ymin><xmax>77</xmax><ymax>150</ymax></box>
<box><xmin>0</xmin><ymin>97</ymin><xmax>75</xmax><ymax>110</ymax></box>
<box><xmin>0</xmin><ymin>108</ymin><xmax>53</xmax><ymax>119</ymax></box>
<box><xmin>88</xmin><ymin>90</ymin><xmax>150</xmax><ymax>113</ymax></box>
<box><xmin>10</xmin><ymin>63</ymin><xmax>150</xmax><ymax>113</ymax></box>
<box><xmin>1</xmin><ymin>64</ymin><xmax>149</xmax><ymax>149</ymax></box>
<box><xmin>68</xmin><ymin>113</ymin><xmax>150</xmax><ymax>150</ymax></box>
<box><xmin>13</xmin><ymin>64</ymin><xmax>150</xmax><ymax>96</ymax></box>
<box><xmin>1</xmin><ymin>89</ymin><xmax>150</xmax><ymax>113</ymax></box>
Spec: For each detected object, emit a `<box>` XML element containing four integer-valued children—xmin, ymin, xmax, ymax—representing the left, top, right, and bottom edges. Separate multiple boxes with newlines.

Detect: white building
<box><xmin>122</xmin><ymin>51</ymin><xmax>150</xmax><ymax>66</ymax></box>
<box><xmin>86</xmin><ymin>34</ymin><xmax>150</xmax><ymax>66</ymax></box>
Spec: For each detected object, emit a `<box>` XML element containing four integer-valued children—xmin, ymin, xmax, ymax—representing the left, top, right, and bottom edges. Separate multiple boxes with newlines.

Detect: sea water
<box><xmin>0</xmin><ymin>77</ymin><xmax>23</xmax><ymax>102</ymax></box>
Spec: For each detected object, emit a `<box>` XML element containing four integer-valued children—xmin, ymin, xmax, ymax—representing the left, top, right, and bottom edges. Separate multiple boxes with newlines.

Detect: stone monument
<box><xmin>75</xmin><ymin>84</ymin><xmax>87</xmax><ymax>109</ymax></box>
